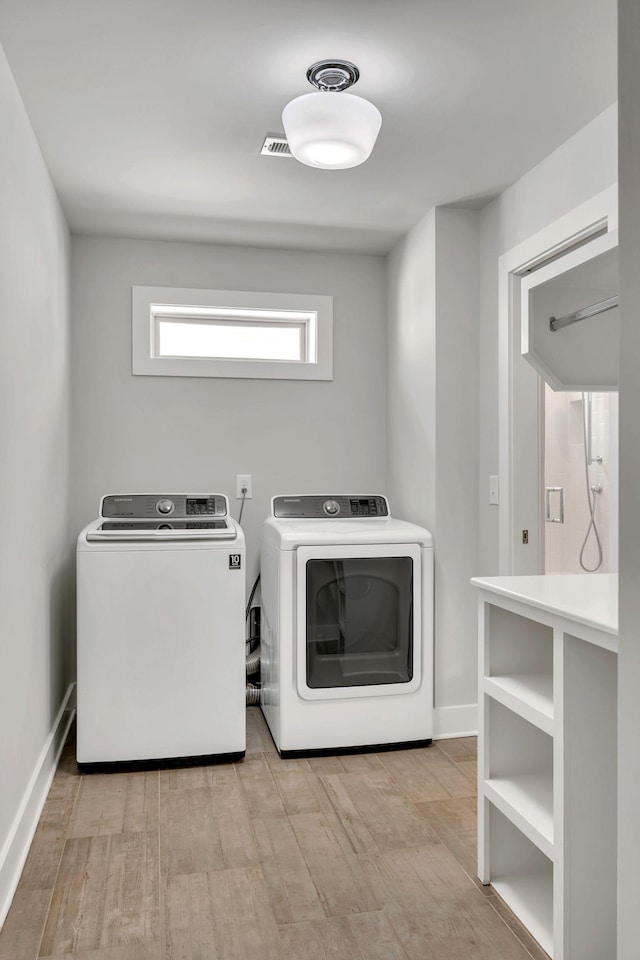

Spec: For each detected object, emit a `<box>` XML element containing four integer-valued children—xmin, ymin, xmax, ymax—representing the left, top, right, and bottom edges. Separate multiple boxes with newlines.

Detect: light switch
<box><xmin>489</xmin><ymin>475</ymin><xmax>499</xmax><ymax>506</ymax></box>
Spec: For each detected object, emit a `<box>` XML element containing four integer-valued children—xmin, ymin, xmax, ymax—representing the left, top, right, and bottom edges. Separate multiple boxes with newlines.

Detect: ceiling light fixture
<box><xmin>282</xmin><ymin>60</ymin><xmax>382</xmax><ymax>170</ymax></box>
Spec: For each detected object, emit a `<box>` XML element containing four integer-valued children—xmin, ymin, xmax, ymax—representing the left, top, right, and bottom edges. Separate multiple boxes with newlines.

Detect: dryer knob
<box><xmin>156</xmin><ymin>498</ymin><xmax>174</xmax><ymax>515</ymax></box>
<box><xmin>323</xmin><ymin>499</ymin><xmax>340</xmax><ymax>516</ymax></box>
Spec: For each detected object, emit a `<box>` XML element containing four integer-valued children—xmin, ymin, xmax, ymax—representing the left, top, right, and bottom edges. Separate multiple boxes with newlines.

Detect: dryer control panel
<box><xmin>101</xmin><ymin>494</ymin><xmax>228</xmax><ymax>520</ymax></box>
<box><xmin>272</xmin><ymin>495</ymin><xmax>389</xmax><ymax>519</ymax></box>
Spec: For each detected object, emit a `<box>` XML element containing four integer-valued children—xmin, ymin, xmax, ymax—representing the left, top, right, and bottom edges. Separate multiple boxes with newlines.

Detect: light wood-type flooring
<box><xmin>0</xmin><ymin>709</ymin><xmax>549</xmax><ymax>960</ymax></box>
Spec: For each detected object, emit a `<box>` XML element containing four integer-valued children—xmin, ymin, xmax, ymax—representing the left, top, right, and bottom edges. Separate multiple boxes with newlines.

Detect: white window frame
<box><xmin>132</xmin><ymin>285</ymin><xmax>333</xmax><ymax>380</ymax></box>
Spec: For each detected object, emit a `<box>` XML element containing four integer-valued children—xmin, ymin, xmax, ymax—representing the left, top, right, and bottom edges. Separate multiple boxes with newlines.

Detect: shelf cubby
<box><xmin>485</xmin><ymin>698</ymin><xmax>553</xmax><ymax>855</ymax></box>
<box><xmin>489</xmin><ymin>804</ymin><xmax>554</xmax><ymax>958</ymax></box>
<box><xmin>486</xmin><ymin>605</ymin><xmax>554</xmax><ymax>724</ymax></box>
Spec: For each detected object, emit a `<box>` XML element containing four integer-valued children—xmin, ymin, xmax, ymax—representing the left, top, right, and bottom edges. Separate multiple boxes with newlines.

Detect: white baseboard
<box><xmin>0</xmin><ymin>683</ymin><xmax>75</xmax><ymax>928</ymax></box>
<box><xmin>433</xmin><ymin>703</ymin><xmax>478</xmax><ymax>739</ymax></box>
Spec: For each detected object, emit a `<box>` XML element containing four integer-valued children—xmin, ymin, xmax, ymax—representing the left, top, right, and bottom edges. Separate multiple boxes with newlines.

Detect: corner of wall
<box><xmin>0</xmin><ymin>38</ymin><xmax>74</xmax><ymax>927</ymax></box>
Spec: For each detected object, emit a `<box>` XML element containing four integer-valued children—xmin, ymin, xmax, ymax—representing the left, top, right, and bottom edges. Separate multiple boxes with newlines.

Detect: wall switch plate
<box><xmin>236</xmin><ymin>474</ymin><xmax>252</xmax><ymax>499</ymax></box>
<box><xmin>489</xmin><ymin>475</ymin><xmax>499</xmax><ymax>505</ymax></box>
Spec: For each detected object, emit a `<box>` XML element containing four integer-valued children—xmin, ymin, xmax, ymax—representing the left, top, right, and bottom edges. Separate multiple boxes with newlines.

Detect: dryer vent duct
<box><xmin>260</xmin><ymin>134</ymin><xmax>293</xmax><ymax>158</ymax></box>
<box><xmin>246</xmin><ymin>646</ymin><xmax>260</xmax><ymax>675</ymax></box>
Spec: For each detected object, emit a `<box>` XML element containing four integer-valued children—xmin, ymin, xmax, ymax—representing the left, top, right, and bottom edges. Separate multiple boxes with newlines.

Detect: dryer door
<box><xmin>295</xmin><ymin>543</ymin><xmax>422</xmax><ymax>700</ymax></box>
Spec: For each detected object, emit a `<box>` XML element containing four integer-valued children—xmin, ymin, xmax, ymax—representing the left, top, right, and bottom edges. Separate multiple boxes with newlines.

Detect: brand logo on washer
<box><xmin>229</xmin><ymin>554</ymin><xmax>242</xmax><ymax>570</ymax></box>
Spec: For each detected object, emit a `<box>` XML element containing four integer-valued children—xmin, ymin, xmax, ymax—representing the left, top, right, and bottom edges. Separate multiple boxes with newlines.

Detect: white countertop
<box><xmin>471</xmin><ymin>574</ymin><xmax>618</xmax><ymax>636</ymax></box>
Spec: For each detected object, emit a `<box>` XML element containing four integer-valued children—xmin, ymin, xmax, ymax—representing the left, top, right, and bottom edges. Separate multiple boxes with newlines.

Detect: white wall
<box><xmin>617</xmin><ymin>2</ymin><xmax>640</xmax><ymax>955</ymax></box>
<box><xmin>70</xmin><ymin>237</ymin><xmax>387</xmax><ymax>587</ymax></box>
<box><xmin>387</xmin><ymin>207</ymin><xmax>479</xmax><ymax>732</ymax></box>
<box><xmin>0</xmin><ymin>44</ymin><xmax>72</xmax><ymax>920</ymax></box>
<box><xmin>478</xmin><ymin>103</ymin><xmax>618</xmax><ymax>576</ymax></box>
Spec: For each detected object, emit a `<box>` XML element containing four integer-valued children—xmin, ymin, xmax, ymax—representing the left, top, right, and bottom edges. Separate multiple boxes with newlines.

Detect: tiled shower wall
<box><xmin>544</xmin><ymin>387</ymin><xmax>618</xmax><ymax>574</ymax></box>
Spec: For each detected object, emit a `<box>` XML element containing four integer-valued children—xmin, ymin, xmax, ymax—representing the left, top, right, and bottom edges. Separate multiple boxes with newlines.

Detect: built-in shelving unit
<box><xmin>473</xmin><ymin>575</ymin><xmax>618</xmax><ymax>960</ymax></box>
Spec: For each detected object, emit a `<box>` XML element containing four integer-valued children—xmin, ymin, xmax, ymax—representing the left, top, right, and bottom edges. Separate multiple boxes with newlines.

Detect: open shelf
<box><xmin>487</xmin><ymin>604</ymin><xmax>553</xmax><ymax>726</ymax></box>
<box><xmin>492</xmin><ymin>875</ymin><xmax>553</xmax><ymax>958</ymax></box>
<box><xmin>489</xmin><ymin>805</ymin><xmax>554</xmax><ymax>958</ymax></box>
<box><xmin>483</xmin><ymin>673</ymin><xmax>554</xmax><ymax>734</ymax></box>
<box><xmin>484</xmin><ymin>775</ymin><xmax>553</xmax><ymax>858</ymax></box>
<box><xmin>487</xmin><ymin>699</ymin><xmax>554</xmax><ymax>858</ymax></box>
<box><xmin>521</xmin><ymin>228</ymin><xmax>619</xmax><ymax>391</ymax></box>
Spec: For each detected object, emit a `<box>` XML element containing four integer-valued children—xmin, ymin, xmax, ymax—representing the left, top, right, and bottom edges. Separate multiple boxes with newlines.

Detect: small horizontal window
<box><xmin>156</xmin><ymin>318</ymin><xmax>307</xmax><ymax>363</ymax></box>
<box><xmin>132</xmin><ymin>286</ymin><xmax>332</xmax><ymax>380</ymax></box>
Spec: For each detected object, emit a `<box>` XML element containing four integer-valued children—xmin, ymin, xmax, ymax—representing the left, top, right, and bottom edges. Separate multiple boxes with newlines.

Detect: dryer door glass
<box><xmin>305</xmin><ymin>557</ymin><xmax>413</xmax><ymax>688</ymax></box>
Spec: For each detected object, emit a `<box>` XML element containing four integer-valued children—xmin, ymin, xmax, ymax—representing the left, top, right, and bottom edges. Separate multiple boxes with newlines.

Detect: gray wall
<box><xmin>387</xmin><ymin>207</ymin><xmax>480</xmax><ymax>723</ymax></box>
<box><xmin>433</xmin><ymin>209</ymin><xmax>480</xmax><ymax>712</ymax></box>
<box><xmin>387</xmin><ymin>210</ymin><xmax>437</xmax><ymax>533</ymax></box>
<box><xmin>0</xmin><ymin>43</ymin><xmax>71</xmax><ymax>909</ymax></box>
<box><xmin>70</xmin><ymin>237</ymin><xmax>387</xmax><ymax>587</ymax></box>
<box><xmin>618</xmin><ymin>3</ymin><xmax>640</xmax><ymax>954</ymax></box>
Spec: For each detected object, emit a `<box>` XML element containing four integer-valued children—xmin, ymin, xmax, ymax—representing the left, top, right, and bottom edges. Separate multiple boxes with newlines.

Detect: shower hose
<box><xmin>579</xmin><ymin>393</ymin><xmax>603</xmax><ymax>572</ymax></box>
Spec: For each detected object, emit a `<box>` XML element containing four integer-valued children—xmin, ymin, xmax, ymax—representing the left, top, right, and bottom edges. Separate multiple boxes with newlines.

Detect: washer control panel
<box><xmin>101</xmin><ymin>494</ymin><xmax>228</xmax><ymax>520</ymax></box>
<box><xmin>273</xmin><ymin>495</ymin><xmax>389</xmax><ymax>519</ymax></box>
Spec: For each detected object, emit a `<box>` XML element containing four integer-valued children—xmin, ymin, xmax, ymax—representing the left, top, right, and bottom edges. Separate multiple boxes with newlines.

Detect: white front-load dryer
<box><xmin>76</xmin><ymin>493</ymin><xmax>246</xmax><ymax>769</ymax></box>
<box><xmin>260</xmin><ymin>494</ymin><xmax>433</xmax><ymax>756</ymax></box>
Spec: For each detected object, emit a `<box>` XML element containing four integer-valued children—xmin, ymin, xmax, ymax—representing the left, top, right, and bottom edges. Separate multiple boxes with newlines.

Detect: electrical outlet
<box><xmin>236</xmin><ymin>474</ymin><xmax>252</xmax><ymax>499</ymax></box>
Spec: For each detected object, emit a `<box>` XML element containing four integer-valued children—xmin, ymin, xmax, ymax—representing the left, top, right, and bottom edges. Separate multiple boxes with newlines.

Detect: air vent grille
<box><xmin>260</xmin><ymin>135</ymin><xmax>293</xmax><ymax>158</ymax></box>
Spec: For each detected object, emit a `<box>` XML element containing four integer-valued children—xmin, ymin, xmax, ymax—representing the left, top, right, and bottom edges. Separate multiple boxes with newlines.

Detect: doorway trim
<box><xmin>498</xmin><ymin>185</ymin><xmax>618</xmax><ymax>574</ymax></box>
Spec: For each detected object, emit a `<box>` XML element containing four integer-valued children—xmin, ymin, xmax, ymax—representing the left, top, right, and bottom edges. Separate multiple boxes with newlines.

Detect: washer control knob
<box><xmin>323</xmin><ymin>499</ymin><xmax>340</xmax><ymax>516</ymax></box>
<box><xmin>156</xmin><ymin>498</ymin><xmax>174</xmax><ymax>515</ymax></box>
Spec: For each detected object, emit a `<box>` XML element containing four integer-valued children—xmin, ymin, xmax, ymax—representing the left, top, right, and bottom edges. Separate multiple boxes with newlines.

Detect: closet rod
<box><xmin>549</xmin><ymin>295</ymin><xmax>619</xmax><ymax>332</ymax></box>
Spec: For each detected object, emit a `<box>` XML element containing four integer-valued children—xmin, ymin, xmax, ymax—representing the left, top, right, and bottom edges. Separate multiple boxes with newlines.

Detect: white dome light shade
<box><xmin>282</xmin><ymin>92</ymin><xmax>382</xmax><ymax>170</ymax></box>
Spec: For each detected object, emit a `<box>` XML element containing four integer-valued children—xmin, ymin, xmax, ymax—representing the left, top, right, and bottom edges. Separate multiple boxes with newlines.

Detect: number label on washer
<box><xmin>229</xmin><ymin>554</ymin><xmax>242</xmax><ymax>570</ymax></box>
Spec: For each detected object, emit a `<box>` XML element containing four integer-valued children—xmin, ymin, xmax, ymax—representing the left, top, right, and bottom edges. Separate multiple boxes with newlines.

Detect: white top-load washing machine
<box><xmin>260</xmin><ymin>494</ymin><xmax>433</xmax><ymax>756</ymax></box>
<box><xmin>77</xmin><ymin>493</ymin><xmax>245</xmax><ymax>769</ymax></box>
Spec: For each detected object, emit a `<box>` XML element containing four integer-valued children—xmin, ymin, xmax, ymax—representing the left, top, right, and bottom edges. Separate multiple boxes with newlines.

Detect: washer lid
<box><xmin>84</xmin><ymin>518</ymin><xmax>237</xmax><ymax>542</ymax></box>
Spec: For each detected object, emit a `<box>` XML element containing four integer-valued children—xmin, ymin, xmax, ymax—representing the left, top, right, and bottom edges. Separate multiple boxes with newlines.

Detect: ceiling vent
<box><xmin>260</xmin><ymin>134</ymin><xmax>293</xmax><ymax>158</ymax></box>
